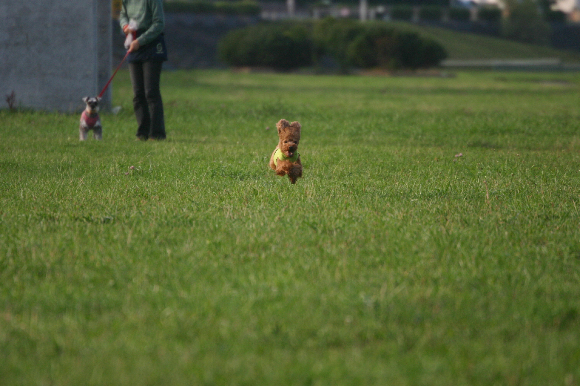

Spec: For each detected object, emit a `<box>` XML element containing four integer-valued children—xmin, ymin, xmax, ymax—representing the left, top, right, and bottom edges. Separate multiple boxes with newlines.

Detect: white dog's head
<box><xmin>82</xmin><ymin>96</ymin><xmax>101</xmax><ymax>114</ymax></box>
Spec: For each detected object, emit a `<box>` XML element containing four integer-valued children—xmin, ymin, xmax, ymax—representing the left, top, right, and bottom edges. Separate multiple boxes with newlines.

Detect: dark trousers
<box><xmin>129</xmin><ymin>60</ymin><xmax>166</xmax><ymax>140</ymax></box>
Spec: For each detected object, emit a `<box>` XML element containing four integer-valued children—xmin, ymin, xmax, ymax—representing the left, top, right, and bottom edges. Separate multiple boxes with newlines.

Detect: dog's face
<box><xmin>277</xmin><ymin>119</ymin><xmax>301</xmax><ymax>158</ymax></box>
<box><xmin>82</xmin><ymin>96</ymin><xmax>101</xmax><ymax>114</ymax></box>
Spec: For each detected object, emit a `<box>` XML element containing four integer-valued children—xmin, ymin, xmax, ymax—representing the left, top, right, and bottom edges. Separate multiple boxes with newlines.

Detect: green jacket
<box><xmin>120</xmin><ymin>0</ymin><xmax>165</xmax><ymax>47</ymax></box>
<box><xmin>273</xmin><ymin>148</ymin><xmax>299</xmax><ymax>167</ymax></box>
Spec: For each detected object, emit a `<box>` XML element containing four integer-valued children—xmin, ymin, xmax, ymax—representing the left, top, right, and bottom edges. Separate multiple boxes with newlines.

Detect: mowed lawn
<box><xmin>1</xmin><ymin>69</ymin><xmax>580</xmax><ymax>385</ymax></box>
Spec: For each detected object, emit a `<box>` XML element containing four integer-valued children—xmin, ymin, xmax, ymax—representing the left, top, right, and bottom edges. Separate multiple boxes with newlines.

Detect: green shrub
<box><xmin>346</xmin><ymin>25</ymin><xmax>447</xmax><ymax>70</ymax></box>
<box><xmin>417</xmin><ymin>37</ymin><xmax>448</xmax><ymax>68</ymax></box>
<box><xmin>313</xmin><ymin>18</ymin><xmax>364</xmax><ymax>72</ymax></box>
<box><xmin>391</xmin><ymin>5</ymin><xmax>414</xmax><ymax>21</ymax></box>
<box><xmin>449</xmin><ymin>7</ymin><xmax>470</xmax><ymax>22</ymax></box>
<box><xmin>215</xmin><ymin>2</ymin><xmax>238</xmax><ymax>15</ymax></box>
<box><xmin>347</xmin><ymin>24</ymin><xmax>397</xmax><ymax>68</ymax></box>
<box><xmin>419</xmin><ymin>6</ymin><xmax>442</xmax><ymax>21</ymax></box>
<box><xmin>478</xmin><ymin>6</ymin><xmax>502</xmax><ymax>22</ymax></box>
<box><xmin>546</xmin><ymin>10</ymin><xmax>566</xmax><ymax>23</ymax></box>
<box><xmin>234</xmin><ymin>1</ymin><xmax>261</xmax><ymax>15</ymax></box>
<box><xmin>501</xmin><ymin>0</ymin><xmax>550</xmax><ymax>45</ymax></box>
<box><xmin>218</xmin><ymin>23</ymin><xmax>313</xmax><ymax>70</ymax></box>
<box><xmin>389</xmin><ymin>31</ymin><xmax>447</xmax><ymax>69</ymax></box>
<box><xmin>219</xmin><ymin>19</ymin><xmax>447</xmax><ymax>71</ymax></box>
<box><xmin>165</xmin><ymin>1</ymin><xmax>215</xmax><ymax>13</ymax></box>
<box><xmin>164</xmin><ymin>1</ymin><xmax>261</xmax><ymax>16</ymax></box>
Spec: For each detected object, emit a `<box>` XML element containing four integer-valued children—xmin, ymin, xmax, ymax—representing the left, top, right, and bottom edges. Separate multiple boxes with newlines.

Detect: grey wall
<box><xmin>0</xmin><ymin>0</ymin><xmax>111</xmax><ymax>112</ymax></box>
<box><xmin>98</xmin><ymin>1</ymin><xmax>113</xmax><ymax>108</ymax></box>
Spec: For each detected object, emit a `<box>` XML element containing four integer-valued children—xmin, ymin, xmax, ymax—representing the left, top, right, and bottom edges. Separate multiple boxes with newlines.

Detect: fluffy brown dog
<box><xmin>269</xmin><ymin>119</ymin><xmax>303</xmax><ymax>184</ymax></box>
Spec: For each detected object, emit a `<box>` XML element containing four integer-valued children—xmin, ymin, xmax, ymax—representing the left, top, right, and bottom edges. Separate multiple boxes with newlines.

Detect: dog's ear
<box><xmin>96</xmin><ymin>97</ymin><xmax>102</xmax><ymax>102</ymax></box>
<box><xmin>290</xmin><ymin>121</ymin><xmax>301</xmax><ymax>131</ymax></box>
<box><xmin>276</xmin><ymin>119</ymin><xmax>290</xmax><ymax>134</ymax></box>
<box><xmin>82</xmin><ymin>97</ymin><xmax>89</xmax><ymax>103</ymax></box>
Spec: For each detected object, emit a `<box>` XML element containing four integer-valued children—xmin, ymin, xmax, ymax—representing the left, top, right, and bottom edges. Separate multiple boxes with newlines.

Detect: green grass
<box><xmin>389</xmin><ymin>21</ymin><xmax>580</xmax><ymax>63</ymax></box>
<box><xmin>1</xmin><ymin>69</ymin><xmax>580</xmax><ymax>385</ymax></box>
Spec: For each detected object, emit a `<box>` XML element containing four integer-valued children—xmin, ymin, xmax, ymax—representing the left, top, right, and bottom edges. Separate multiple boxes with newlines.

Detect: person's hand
<box><xmin>123</xmin><ymin>24</ymin><xmax>137</xmax><ymax>35</ymax></box>
<box><xmin>129</xmin><ymin>39</ymin><xmax>140</xmax><ymax>52</ymax></box>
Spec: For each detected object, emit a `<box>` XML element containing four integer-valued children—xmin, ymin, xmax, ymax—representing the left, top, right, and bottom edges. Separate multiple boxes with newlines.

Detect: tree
<box><xmin>501</xmin><ymin>0</ymin><xmax>551</xmax><ymax>45</ymax></box>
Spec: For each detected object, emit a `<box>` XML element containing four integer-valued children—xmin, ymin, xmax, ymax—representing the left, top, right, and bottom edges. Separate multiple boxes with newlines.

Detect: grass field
<box><xmin>1</xmin><ymin>69</ymin><xmax>580</xmax><ymax>385</ymax></box>
<box><xmin>391</xmin><ymin>21</ymin><xmax>580</xmax><ymax>63</ymax></box>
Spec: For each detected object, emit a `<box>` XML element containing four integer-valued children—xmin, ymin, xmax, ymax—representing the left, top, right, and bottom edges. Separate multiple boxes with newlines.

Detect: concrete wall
<box><xmin>98</xmin><ymin>1</ymin><xmax>113</xmax><ymax>108</ymax></box>
<box><xmin>0</xmin><ymin>0</ymin><xmax>111</xmax><ymax>112</ymax></box>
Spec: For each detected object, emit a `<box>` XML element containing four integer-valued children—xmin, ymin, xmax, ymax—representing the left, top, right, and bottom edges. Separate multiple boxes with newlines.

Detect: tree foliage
<box><xmin>219</xmin><ymin>19</ymin><xmax>448</xmax><ymax>71</ymax></box>
<box><xmin>218</xmin><ymin>23</ymin><xmax>314</xmax><ymax>70</ymax></box>
<box><xmin>501</xmin><ymin>0</ymin><xmax>551</xmax><ymax>45</ymax></box>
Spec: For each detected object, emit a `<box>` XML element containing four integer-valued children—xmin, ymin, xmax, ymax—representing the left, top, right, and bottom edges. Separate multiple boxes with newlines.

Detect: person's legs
<box><xmin>142</xmin><ymin>61</ymin><xmax>166</xmax><ymax>140</ymax></box>
<box><xmin>129</xmin><ymin>62</ymin><xmax>150</xmax><ymax>140</ymax></box>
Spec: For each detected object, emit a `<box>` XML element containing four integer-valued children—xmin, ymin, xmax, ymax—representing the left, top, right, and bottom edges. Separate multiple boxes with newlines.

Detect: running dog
<box><xmin>269</xmin><ymin>119</ymin><xmax>303</xmax><ymax>184</ymax></box>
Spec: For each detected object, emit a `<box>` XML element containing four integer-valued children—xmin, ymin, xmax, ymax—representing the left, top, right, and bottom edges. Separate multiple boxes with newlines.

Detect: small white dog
<box><xmin>79</xmin><ymin>96</ymin><xmax>102</xmax><ymax>141</ymax></box>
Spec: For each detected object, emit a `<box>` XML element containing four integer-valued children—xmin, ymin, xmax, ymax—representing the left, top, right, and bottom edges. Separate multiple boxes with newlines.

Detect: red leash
<box><xmin>98</xmin><ymin>50</ymin><xmax>130</xmax><ymax>98</ymax></box>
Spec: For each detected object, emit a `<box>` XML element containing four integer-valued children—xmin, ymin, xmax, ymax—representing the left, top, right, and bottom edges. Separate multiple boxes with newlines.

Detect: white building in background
<box><xmin>454</xmin><ymin>0</ymin><xmax>501</xmax><ymax>6</ymax></box>
<box><xmin>552</xmin><ymin>0</ymin><xmax>580</xmax><ymax>12</ymax></box>
<box><xmin>456</xmin><ymin>0</ymin><xmax>580</xmax><ymax>11</ymax></box>
<box><xmin>455</xmin><ymin>0</ymin><xmax>580</xmax><ymax>17</ymax></box>
<box><xmin>470</xmin><ymin>0</ymin><xmax>501</xmax><ymax>4</ymax></box>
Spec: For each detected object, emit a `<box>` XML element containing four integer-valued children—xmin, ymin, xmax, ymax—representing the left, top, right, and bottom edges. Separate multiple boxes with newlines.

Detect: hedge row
<box><xmin>218</xmin><ymin>24</ymin><xmax>313</xmax><ymax>71</ymax></box>
<box><xmin>258</xmin><ymin>0</ymin><xmax>450</xmax><ymax>5</ymax></box>
<box><xmin>164</xmin><ymin>1</ymin><xmax>260</xmax><ymax>16</ymax></box>
<box><xmin>449</xmin><ymin>7</ymin><xmax>470</xmax><ymax>22</ymax></box>
<box><xmin>218</xmin><ymin>19</ymin><xmax>447</xmax><ymax>71</ymax></box>
<box><xmin>389</xmin><ymin>5</ymin><xmax>502</xmax><ymax>22</ymax></box>
<box><xmin>477</xmin><ymin>7</ymin><xmax>502</xmax><ymax>22</ymax></box>
<box><xmin>546</xmin><ymin>10</ymin><xmax>567</xmax><ymax>23</ymax></box>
